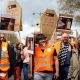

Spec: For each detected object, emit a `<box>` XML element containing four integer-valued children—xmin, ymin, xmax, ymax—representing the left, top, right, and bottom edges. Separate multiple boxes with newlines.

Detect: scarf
<box><xmin>58</xmin><ymin>43</ymin><xmax>71</xmax><ymax>66</ymax></box>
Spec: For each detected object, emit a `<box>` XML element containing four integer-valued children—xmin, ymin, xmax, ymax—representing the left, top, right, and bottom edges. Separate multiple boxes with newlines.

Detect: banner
<box><xmin>40</xmin><ymin>9</ymin><xmax>58</xmax><ymax>39</ymax></box>
<box><xmin>57</xmin><ymin>14</ymin><xmax>73</xmax><ymax>30</ymax></box>
<box><xmin>6</xmin><ymin>0</ymin><xmax>22</xmax><ymax>31</ymax></box>
<box><xmin>0</xmin><ymin>17</ymin><xmax>15</xmax><ymax>31</ymax></box>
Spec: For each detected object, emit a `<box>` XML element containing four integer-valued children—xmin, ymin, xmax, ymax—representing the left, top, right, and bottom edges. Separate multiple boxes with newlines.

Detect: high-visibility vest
<box><xmin>54</xmin><ymin>41</ymin><xmax>72</xmax><ymax>54</ymax></box>
<box><xmin>0</xmin><ymin>42</ymin><xmax>10</xmax><ymax>72</ymax></box>
<box><xmin>34</xmin><ymin>45</ymin><xmax>55</xmax><ymax>72</ymax></box>
<box><xmin>70</xmin><ymin>41</ymin><xmax>76</xmax><ymax>47</ymax></box>
<box><xmin>54</xmin><ymin>41</ymin><xmax>61</xmax><ymax>54</ymax></box>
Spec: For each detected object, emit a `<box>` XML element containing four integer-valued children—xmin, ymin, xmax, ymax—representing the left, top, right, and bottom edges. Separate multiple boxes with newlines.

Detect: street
<box><xmin>9</xmin><ymin>71</ymin><xmax>24</xmax><ymax>80</ymax></box>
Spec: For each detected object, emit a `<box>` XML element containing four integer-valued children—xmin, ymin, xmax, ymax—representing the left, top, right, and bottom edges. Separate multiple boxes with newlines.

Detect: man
<box><xmin>54</xmin><ymin>33</ymin><xmax>72</xmax><ymax>80</ymax></box>
<box><xmin>0</xmin><ymin>33</ymin><xmax>10</xmax><ymax>80</ymax></box>
<box><xmin>34</xmin><ymin>33</ymin><xmax>59</xmax><ymax>80</ymax></box>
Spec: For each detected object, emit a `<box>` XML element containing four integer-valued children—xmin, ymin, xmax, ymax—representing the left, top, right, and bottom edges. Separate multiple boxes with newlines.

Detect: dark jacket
<box><xmin>8</xmin><ymin>44</ymin><xmax>16</xmax><ymax>78</ymax></box>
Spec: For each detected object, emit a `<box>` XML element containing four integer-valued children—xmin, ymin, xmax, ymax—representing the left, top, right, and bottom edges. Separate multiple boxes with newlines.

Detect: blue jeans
<box><xmin>23</xmin><ymin>63</ymin><xmax>29</xmax><ymax>80</ymax></box>
<box><xmin>34</xmin><ymin>72</ymin><xmax>53</xmax><ymax>80</ymax></box>
<box><xmin>59</xmin><ymin>66</ymin><xmax>69</xmax><ymax>80</ymax></box>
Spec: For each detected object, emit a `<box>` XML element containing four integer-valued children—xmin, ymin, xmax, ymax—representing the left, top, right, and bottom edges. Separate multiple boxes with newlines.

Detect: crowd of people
<box><xmin>0</xmin><ymin>33</ymin><xmax>33</xmax><ymax>80</ymax></box>
<box><xmin>34</xmin><ymin>33</ymin><xmax>80</xmax><ymax>80</ymax></box>
<box><xmin>0</xmin><ymin>32</ymin><xmax>80</xmax><ymax>80</ymax></box>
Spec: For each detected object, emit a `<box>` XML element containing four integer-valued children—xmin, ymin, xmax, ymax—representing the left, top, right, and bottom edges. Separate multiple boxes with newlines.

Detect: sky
<box><xmin>0</xmin><ymin>0</ymin><xmax>59</xmax><ymax>36</ymax></box>
<box><xmin>0</xmin><ymin>0</ymin><xmax>78</xmax><ymax>40</ymax></box>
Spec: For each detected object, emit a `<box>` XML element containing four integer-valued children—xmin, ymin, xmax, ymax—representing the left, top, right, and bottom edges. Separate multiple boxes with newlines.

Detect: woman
<box><xmin>21</xmin><ymin>37</ymin><xmax>33</xmax><ymax>80</ymax></box>
<box><xmin>14</xmin><ymin>43</ymin><xmax>23</xmax><ymax>80</ymax></box>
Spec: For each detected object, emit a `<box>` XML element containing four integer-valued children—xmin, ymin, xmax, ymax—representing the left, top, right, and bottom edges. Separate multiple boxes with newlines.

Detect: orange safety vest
<box><xmin>0</xmin><ymin>42</ymin><xmax>10</xmax><ymax>72</ymax></box>
<box><xmin>54</xmin><ymin>41</ymin><xmax>73</xmax><ymax>54</ymax></box>
<box><xmin>34</xmin><ymin>45</ymin><xmax>55</xmax><ymax>72</ymax></box>
<box><xmin>54</xmin><ymin>41</ymin><xmax>61</xmax><ymax>54</ymax></box>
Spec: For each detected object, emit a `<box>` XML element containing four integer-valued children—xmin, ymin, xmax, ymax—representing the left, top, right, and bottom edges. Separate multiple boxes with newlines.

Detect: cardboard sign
<box><xmin>0</xmin><ymin>17</ymin><xmax>15</xmax><ymax>31</ymax></box>
<box><xmin>40</xmin><ymin>9</ymin><xmax>58</xmax><ymax>39</ymax></box>
<box><xmin>6</xmin><ymin>0</ymin><xmax>22</xmax><ymax>31</ymax></box>
<box><xmin>57</xmin><ymin>14</ymin><xmax>73</xmax><ymax>30</ymax></box>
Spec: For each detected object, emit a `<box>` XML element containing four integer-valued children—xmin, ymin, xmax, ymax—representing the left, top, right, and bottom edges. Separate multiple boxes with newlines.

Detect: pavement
<box><xmin>8</xmin><ymin>71</ymin><xmax>33</xmax><ymax>80</ymax></box>
<box><xmin>9</xmin><ymin>70</ymin><xmax>24</xmax><ymax>80</ymax></box>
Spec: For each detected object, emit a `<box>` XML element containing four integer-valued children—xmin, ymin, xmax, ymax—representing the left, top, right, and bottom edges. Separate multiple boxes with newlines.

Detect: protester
<box><xmin>14</xmin><ymin>43</ymin><xmax>23</xmax><ymax>80</ymax></box>
<box><xmin>77</xmin><ymin>40</ymin><xmax>80</xmax><ymax>61</ymax></box>
<box><xmin>34</xmin><ymin>33</ymin><xmax>59</xmax><ymax>80</ymax></box>
<box><xmin>0</xmin><ymin>33</ymin><xmax>10</xmax><ymax>80</ymax></box>
<box><xmin>77</xmin><ymin>40</ymin><xmax>80</xmax><ymax>80</ymax></box>
<box><xmin>68</xmin><ymin>42</ymin><xmax>79</xmax><ymax>80</ymax></box>
<box><xmin>21</xmin><ymin>37</ymin><xmax>33</xmax><ymax>80</ymax></box>
<box><xmin>54</xmin><ymin>33</ymin><xmax>73</xmax><ymax>80</ymax></box>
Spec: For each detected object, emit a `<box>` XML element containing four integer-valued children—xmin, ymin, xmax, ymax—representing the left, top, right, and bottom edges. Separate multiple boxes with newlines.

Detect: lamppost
<box><xmin>32</xmin><ymin>12</ymin><xmax>42</xmax><ymax>17</ymax></box>
<box><xmin>32</xmin><ymin>12</ymin><xmax>43</xmax><ymax>33</ymax></box>
<box><xmin>32</xmin><ymin>12</ymin><xmax>43</xmax><ymax>24</ymax></box>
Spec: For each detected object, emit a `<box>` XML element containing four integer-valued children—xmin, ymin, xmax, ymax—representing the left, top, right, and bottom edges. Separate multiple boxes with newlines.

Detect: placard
<box><xmin>57</xmin><ymin>14</ymin><xmax>73</xmax><ymax>30</ymax></box>
<box><xmin>40</xmin><ymin>9</ymin><xmax>58</xmax><ymax>39</ymax></box>
<box><xmin>0</xmin><ymin>17</ymin><xmax>15</xmax><ymax>31</ymax></box>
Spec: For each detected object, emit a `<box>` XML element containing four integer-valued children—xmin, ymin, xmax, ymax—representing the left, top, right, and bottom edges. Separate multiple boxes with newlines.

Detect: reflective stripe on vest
<box><xmin>34</xmin><ymin>58</ymin><xmax>54</xmax><ymax>62</ymax></box>
<box><xmin>34</xmin><ymin>45</ymin><xmax>55</xmax><ymax>72</ymax></box>
<box><xmin>0</xmin><ymin>64</ymin><xmax>10</xmax><ymax>66</ymax></box>
<box><xmin>0</xmin><ymin>42</ymin><xmax>10</xmax><ymax>71</ymax></box>
<box><xmin>34</xmin><ymin>64</ymin><xmax>53</xmax><ymax>68</ymax></box>
<box><xmin>1</xmin><ymin>57</ymin><xmax>9</xmax><ymax>60</ymax></box>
